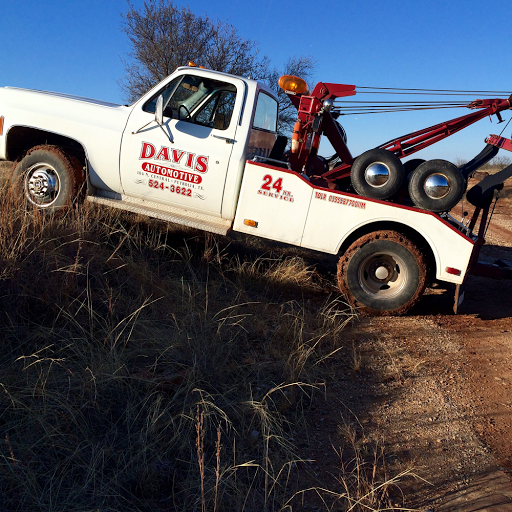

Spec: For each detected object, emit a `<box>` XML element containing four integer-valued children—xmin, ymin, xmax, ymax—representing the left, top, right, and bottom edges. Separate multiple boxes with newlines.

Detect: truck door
<box><xmin>120</xmin><ymin>72</ymin><xmax>243</xmax><ymax>216</ymax></box>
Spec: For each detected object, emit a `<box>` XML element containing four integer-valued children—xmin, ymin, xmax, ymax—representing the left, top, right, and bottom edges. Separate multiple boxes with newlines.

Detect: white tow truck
<box><xmin>1</xmin><ymin>65</ymin><xmax>510</xmax><ymax>315</ymax></box>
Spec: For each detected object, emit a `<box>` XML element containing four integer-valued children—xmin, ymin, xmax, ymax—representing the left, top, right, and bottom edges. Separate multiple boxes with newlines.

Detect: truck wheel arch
<box><xmin>6</xmin><ymin>125</ymin><xmax>88</xmax><ymax>172</ymax></box>
<box><xmin>337</xmin><ymin>220</ymin><xmax>437</xmax><ymax>283</ymax></box>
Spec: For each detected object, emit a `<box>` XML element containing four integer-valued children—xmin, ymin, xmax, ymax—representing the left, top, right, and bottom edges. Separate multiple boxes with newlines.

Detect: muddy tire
<box><xmin>408</xmin><ymin>159</ymin><xmax>466</xmax><ymax>212</ymax></box>
<box><xmin>350</xmin><ymin>149</ymin><xmax>404</xmax><ymax>200</ymax></box>
<box><xmin>337</xmin><ymin>231</ymin><xmax>428</xmax><ymax>316</ymax></box>
<box><xmin>12</xmin><ymin>145</ymin><xmax>84</xmax><ymax>214</ymax></box>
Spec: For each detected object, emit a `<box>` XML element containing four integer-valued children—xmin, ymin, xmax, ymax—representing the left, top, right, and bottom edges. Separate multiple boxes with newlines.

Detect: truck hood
<box><xmin>1</xmin><ymin>86</ymin><xmax>123</xmax><ymax>109</ymax></box>
<box><xmin>0</xmin><ymin>85</ymin><xmax>131</xmax><ymax>139</ymax></box>
<box><xmin>0</xmin><ymin>85</ymin><xmax>132</xmax><ymax>168</ymax></box>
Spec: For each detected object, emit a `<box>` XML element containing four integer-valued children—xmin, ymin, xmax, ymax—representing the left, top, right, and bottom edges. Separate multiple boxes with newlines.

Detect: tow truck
<box><xmin>0</xmin><ymin>65</ymin><xmax>511</xmax><ymax>315</ymax></box>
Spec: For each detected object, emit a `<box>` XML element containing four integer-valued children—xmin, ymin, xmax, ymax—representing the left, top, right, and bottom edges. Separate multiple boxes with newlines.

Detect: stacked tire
<box><xmin>350</xmin><ymin>149</ymin><xmax>466</xmax><ymax>213</ymax></box>
<box><xmin>407</xmin><ymin>159</ymin><xmax>466</xmax><ymax>212</ymax></box>
<box><xmin>350</xmin><ymin>149</ymin><xmax>404</xmax><ymax>200</ymax></box>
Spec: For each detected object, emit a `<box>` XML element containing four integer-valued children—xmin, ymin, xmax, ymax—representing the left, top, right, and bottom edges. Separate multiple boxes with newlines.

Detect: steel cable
<box><xmin>356</xmin><ymin>86</ymin><xmax>511</xmax><ymax>95</ymax></box>
<box><xmin>327</xmin><ymin>85</ymin><xmax>512</xmax><ymax>115</ymax></box>
<box><xmin>333</xmin><ymin>105</ymin><xmax>468</xmax><ymax>115</ymax></box>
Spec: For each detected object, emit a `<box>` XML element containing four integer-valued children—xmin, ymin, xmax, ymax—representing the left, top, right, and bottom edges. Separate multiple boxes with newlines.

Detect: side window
<box><xmin>143</xmin><ymin>74</ymin><xmax>237</xmax><ymax>130</ymax></box>
<box><xmin>253</xmin><ymin>92</ymin><xmax>278</xmax><ymax>133</ymax></box>
<box><xmin>195</xmin><ymin>91</ymin><xmax>237</xmax><ymax>130</ymax></box>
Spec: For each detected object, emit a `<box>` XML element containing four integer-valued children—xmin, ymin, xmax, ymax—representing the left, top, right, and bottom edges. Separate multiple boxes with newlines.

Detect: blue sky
<box><xmin>1</xmin><ymin>0</ymin><xmax>511</xmax><ymax>161</ymax></box>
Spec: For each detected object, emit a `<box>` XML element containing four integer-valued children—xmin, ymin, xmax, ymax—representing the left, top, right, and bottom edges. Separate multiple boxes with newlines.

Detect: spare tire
<box><xmin>403</xmin><ymin>158</ymin><xmax>426</xmax><ymax>176</ymax></box>
<box><xmin>350</xmin><ymin>149</ymin><xmax>404</xmax><ymax>200</ymax></box>
<box><xmin>408</xmin><ymin>159</ymin><xmax>466</xmax><ymax>212</ymax></box>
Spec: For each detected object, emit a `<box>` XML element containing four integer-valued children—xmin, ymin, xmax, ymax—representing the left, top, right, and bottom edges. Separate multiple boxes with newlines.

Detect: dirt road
<box><xmin>296</xmin><ymin>187</ymin><xmax>512</xmax><ymax>510</ymax></box>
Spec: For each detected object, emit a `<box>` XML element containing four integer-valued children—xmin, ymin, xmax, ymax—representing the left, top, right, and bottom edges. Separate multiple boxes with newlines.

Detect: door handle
<box><xmin>212</xmin><ymin>134</ymin><xmax>236</xmax><ymax>144</ymax></box>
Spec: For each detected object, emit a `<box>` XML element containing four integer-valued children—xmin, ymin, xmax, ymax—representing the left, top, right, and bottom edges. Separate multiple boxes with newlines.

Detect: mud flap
<box><xmin>453</xmin><ymin>282</ymin><xmax>466</xmax><ymax>314</ymax></box>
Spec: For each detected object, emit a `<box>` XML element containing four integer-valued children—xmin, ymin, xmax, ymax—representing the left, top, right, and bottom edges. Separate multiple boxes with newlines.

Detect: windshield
<box><xmin>143</xmin><ymin>74</ymin><xmax>238</xmax><ymax>131</ymax></box>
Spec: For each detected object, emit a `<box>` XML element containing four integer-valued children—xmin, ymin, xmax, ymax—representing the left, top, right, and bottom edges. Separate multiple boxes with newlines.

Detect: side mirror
<box><xmin>155</xmin><ymin>95</ymin><xmax>164</xmax><ymax>126</ymax></box>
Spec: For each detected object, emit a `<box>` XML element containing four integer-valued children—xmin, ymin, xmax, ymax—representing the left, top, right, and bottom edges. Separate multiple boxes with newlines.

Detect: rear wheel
<box><xmin>337</xmin><ymin>231</ymin><xmax>428</xmax><ymax>315</ymax></box>
<box><xmin>12</xmin><ymin>145</ymin><xmax>84</xmax><ymax>214</ymax></box>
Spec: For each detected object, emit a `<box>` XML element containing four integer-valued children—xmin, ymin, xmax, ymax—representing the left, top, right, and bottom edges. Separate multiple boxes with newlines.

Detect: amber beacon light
<box><xmin>278</xmin><ymin>75</ymin><xmax>308</xmax><ymax>94</ymax></box>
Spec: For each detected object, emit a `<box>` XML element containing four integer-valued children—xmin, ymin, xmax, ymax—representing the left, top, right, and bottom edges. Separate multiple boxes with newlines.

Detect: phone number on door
<box><xmin>148</xmin><ymin>179</ymin><xmax>192</xmax><ymax>197</ymax></box>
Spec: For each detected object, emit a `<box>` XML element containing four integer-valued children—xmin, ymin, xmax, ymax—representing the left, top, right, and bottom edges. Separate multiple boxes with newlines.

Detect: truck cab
<box><xmin>0</xmin><ymin>66</ymin><xmax>279</xmax><ymax>225</ymax></box>
<box><xmin>118</xmin><ymin>67</ymin><xmax>279</xmax><ymax>220</ymax></box>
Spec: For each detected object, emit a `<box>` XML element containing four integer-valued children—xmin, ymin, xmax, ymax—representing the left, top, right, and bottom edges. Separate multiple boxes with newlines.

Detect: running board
<box><xmin>87</xmin><ymin>191</ymin><xmax>232</xmax><ymax>235</ymax></box>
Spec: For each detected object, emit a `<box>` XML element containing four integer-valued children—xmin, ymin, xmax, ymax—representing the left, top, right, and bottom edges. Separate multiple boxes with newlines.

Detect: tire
<box><xmin>408</xmin><ymin>159</ymin><xmax>466</xmax><ymax>212</ymax></box>
<box><xmin>403</xmin><ymin>158</ymin><xmax>426</xmax><ymax>176</ymax></box>
<box><xmin>337</xmin><ymin>230</ymin><xmax>428</xmax><ymax>316</ymax></box>
<box><xmin>12</xmin><ymin>145</ymin><xmax>84</xmax><ymax>214</ymax></box>
<box><xmin>350</xmin><ymin>149</ymin><xmax>404</xmax><ymax>200</ymax></box>
<box><xmin>393</xmin><ymin>159</ymin><xmax>426</xmax><ymax>203</ymax></box>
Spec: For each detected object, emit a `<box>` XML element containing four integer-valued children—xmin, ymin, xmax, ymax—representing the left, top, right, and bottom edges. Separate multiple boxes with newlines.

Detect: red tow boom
<box><xmin>285</xmin><ymin>82</ymin><xmax>512</xmax><ymax>182</ymax></box>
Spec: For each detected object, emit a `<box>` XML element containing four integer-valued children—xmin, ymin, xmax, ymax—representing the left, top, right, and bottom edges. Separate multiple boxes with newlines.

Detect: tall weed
<box><xmin>0</xmin><ymin>180</ymin><xmax>414</xmax><ymax>511</ymax></box>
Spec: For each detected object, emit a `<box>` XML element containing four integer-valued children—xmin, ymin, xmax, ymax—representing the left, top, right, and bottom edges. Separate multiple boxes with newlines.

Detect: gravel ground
<box><xmin>294</xmin><ymin>177</ymin><xmax>512</xmax><ymax>510</ymax></box>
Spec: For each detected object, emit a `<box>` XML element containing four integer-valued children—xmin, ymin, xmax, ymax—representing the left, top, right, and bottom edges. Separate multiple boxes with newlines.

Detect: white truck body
<box><xmin>0</xmin><ymin>66</ymin><xmax>477</xmax><ymax>313</ymax></box>
<box><xmin>234</xmin><ymin>161</ymin><xmax>473</xmax><ymax>284</ymax></box>
<box><xmin>0</xmin><ymin>87</ymin><xmax>130</xmax><ymax>192</ymax></box>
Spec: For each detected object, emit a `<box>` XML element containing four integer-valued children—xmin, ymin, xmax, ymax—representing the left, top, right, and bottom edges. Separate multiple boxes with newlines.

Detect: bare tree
<box><xmin>120</xmin><ymin>0</ymin><xmax>316</xmax><ymax>136</ymax></box>
<box><xmin>120</xmin><ymin>0</ymin><xmax>269</xmax><ymax>102</ymax></box>
<box><xmin>262</xmin><ymin>56</ymin><xmax>317</xmax><ymax>135</ymax></box>
<box><xmin>488</xmin><ymin>155</ymin><xmax>512</xmax><ymax>171</ymax></box>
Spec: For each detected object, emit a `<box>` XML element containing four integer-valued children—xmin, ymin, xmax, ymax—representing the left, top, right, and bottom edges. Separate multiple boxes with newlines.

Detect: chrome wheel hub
<box><xmin>24</xmin><ymin>164</ymin><xmax>59</xmax><ymax>206</ymax></box>
<box><xmin>359</xmin><ymin>252</ymin><xmax>408</xmax><ymax>298</ymax></box>
<box><xmin>374</xmin><ymin>264</ymin><xmax>391</xmax><ymax>280</ymax></box>
<box><xmin>365</xmin><ymin>162</ymin><xmax>390</xmax><ymax>187</ymax></box>
<box><xmin>424</xmin><ymin>173</ymin><xmax>450</xmax><ymax>199</ymax></box>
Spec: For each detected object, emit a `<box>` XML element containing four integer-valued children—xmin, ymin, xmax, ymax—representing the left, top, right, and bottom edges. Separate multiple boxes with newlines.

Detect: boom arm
<box><xmin>285</xmin><ymin>81</ymin><xmax>512</xmax><ymax>182</ymax></box>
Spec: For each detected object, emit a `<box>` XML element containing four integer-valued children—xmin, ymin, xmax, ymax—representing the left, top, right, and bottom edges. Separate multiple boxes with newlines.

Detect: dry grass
<box><xmin>0</xmin><ymin>177</ymin><xmax>415</xmax><ymax>511</ymax></box>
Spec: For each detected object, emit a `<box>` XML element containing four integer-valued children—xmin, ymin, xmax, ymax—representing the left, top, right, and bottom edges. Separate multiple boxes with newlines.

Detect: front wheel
<box><xmin>12</xmin><ymin>145</ymin><xmax>84</xmax><ymax>214</ymax></box>
<box><xmin>337</xmin><ymin>231</ymin><xmax>428</xmax><ymax>316</ymax></box>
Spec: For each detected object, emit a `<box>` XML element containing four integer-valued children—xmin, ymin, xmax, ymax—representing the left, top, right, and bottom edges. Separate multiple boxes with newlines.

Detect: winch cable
<box><xmin>356</xmin><ymin>86</ymin><xmax>512</xmax><ymax>96</ymax></box>
<box><xmin>332</xmin><ymin>104</ymin><xmax>469</xmax><ymax>115</ymax></box>
<box><xmin>483</xmin><ymin>117</ymin><xmax>512</xmax><ymax>236</ymax></box>
<box><xmin>498</xmin><ymin>116</ymin><xmax>512</xmax><ymax>136</ymax></box>
<box><xmin>333</xmin><ymin>105</ymin><xmax>470</xmax><ymax>115</ymax></box>
<box><xmin>484</xmin><ymin>194</ymin><xmax>500</xmax><ymax>238</ymax></box>
<box><xmin>331</xmin><ymin>86</ymin><xmax>512</xmax><ymax>116</ymax></box>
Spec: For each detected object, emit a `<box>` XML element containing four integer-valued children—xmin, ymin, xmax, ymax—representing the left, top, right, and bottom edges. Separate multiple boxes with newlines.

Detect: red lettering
<box><xmin>195</xmin><ymin>155</ymin><xmax>208</xmax><ymax>173</ymax></box>
<box><xmin>327</xmin><ymin>194</ymin><xmax>366</xmax><ymax>209</ymax></box>
<box><xmin>155</xmin><ymin>146</ymin><xmax>170</xmax><ymax>161</ymax></box>
<box><xmin>140</xmin><ymin>163</ymin><xmax>202</xmax><ymax>184</ymax></box>
<box><xmin>172</xmin><ymin>149</ymin><xmax>184</xmax><ymax>164</ymax></box>
<box><xmin>185</xmin><ymin>152</ymin><xmax>195</xmax><ymax>169</ymax></box>
<box><xmin>140</xmin><ymin>142</ymin><xmax>156</xmax><ymax>159</ymax></box>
